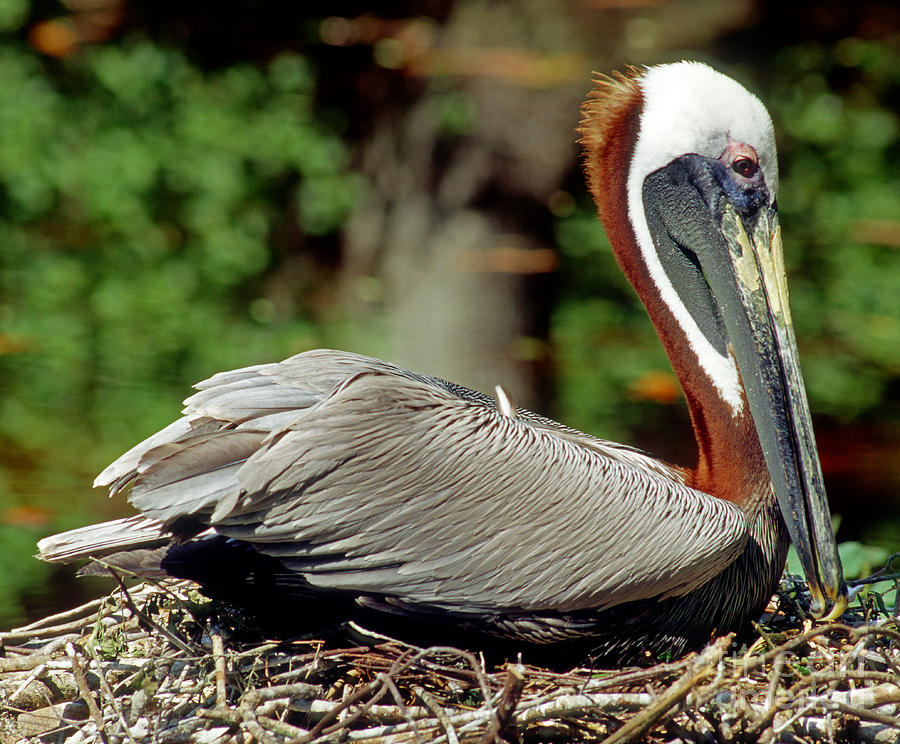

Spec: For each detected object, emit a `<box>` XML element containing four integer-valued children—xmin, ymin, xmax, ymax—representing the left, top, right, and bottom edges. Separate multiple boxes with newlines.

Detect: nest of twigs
<box><xmin>1</xmin><ymin>562</ymin><xmax>898</xmax><ymax>744</ymax></box>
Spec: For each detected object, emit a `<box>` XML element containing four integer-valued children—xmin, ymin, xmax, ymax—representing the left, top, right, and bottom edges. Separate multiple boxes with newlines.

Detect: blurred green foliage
<box><xmin>553</xmin><ymin>39</ymin><xmax>900</xmax><ymax>437</ymax></box>
<box><xmin>553</xmin><ymin>212</ymin><xmax>673</xmax><ymax>443</ymax></box>
<box><xmin>770</xmin><ymin>39</ymin><xmax>900</xmax><ymax>419</ymax></box>
<box><xmin>0</xmin><ymin>17</ymin><xmax>361</xmax><ymax>624</ymax></box>
<box><xmin>0</xmin><ymin>524</ymin><xmax>50</xmax><ymax>621</ymax></box>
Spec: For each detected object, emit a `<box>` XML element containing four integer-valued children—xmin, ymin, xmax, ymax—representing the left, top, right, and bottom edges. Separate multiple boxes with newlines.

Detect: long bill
<box><xmin>709</xmin><ymin>203</ymin><xmax>848</xmax><ymax>620</ymax></box>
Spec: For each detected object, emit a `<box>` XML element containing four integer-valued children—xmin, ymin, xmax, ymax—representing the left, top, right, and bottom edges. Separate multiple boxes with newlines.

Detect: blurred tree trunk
<box><xmin>340</xmin><ymin>1</ymin><xmax>593</xmax><ymax>412</ymax></box>
<box><xmin>338</xmin><ymin>0</ymin><xmax>755</xmax><ymax>413</ymax></box>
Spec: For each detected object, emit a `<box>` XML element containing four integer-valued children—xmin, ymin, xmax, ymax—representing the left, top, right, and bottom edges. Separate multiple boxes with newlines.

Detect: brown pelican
<box><xmin>38</xmin><ymin>61</ymin><xmax>847</xmax><ymax>664</ymax></box>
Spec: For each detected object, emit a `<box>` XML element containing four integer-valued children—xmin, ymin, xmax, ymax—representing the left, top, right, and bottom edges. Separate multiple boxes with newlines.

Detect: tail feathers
<box><xmin>94</xmin><ymin>417</ymin><xmax>196</xmax><ymax>494</ymax></box>
<box><xmin>76</xmin><ymin>547</ymin><xmax>170</xmax><ymax>578</ymax></box>
<box><xmin>36</xmin><ymin>515</ymin><xmax>172</xmax><ymax>564</ymax></box>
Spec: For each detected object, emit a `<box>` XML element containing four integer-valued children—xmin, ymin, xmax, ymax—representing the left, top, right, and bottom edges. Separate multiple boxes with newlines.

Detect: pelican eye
<box><xmin>732</xmin><ymin>157</ymin><xmax>758</xmax><ymax>178</ymax></box>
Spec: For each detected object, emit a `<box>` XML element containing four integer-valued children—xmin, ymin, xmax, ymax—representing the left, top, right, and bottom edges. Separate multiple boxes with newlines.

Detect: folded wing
<box><xmin>40</xmin><ymin>349</ymin><xmax>750</xmax><ymax>616</ymax></box>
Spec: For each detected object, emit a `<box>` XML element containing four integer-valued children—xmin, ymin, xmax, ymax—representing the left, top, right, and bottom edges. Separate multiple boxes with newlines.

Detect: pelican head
<box><xmin>581</xmin><ymin>61</ymin><xmax>847</xmax><ymax>620</ymax></box>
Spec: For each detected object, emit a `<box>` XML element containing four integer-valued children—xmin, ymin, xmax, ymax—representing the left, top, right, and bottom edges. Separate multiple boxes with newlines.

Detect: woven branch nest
<box><xmin>1</xmin><ymin>566</ymin><xmax>898</xmax><ymax>744</ymax></box>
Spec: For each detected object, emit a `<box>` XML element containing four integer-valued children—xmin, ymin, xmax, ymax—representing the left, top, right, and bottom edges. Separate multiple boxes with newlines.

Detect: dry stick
<box><xmin>4</xmin><ymin>663</ymin><xmax>56</xmax><ymax>716</ymax></box>
<box><xmin>517</xmin><ymin>692</ymin><xmax>653</xmax><ymax>721</ymax></box>
<box><xmin>240</xmin><ymin>682</ymin><xmax>323</xmax><ymax>710</ymax></box>
<box><xmin>732</xmin><ymin>621</ymin><xmax>900</xmax><ymax>698</ymax></box>
<box><xmin>511</xmin><ymin>666</ymin><xmax>675</xmax><ymax>722</ymax></box>
<box><xmin>230</xmin><ymin>642</ymin><xmax>284</xmax><ymax>662</ymax></box>
<box><xmin>771</xmin><ymin>700</ymin><xmax>820</xmax><ymax>739</ymax></box>
<box><xmin>751</xmin><ymin>652</ymin><xmax>789</xmax><ymax>744</ymax></box>
<box><xmin>337</xmin><ymin>716</ymin><xmax>458</xmax><ymax>743</ymax></box>
<box><xmin>741</xmin><ymin>627</ymin><xmax>900</xmax><ymax>742</ymax></box>
<box><xmin>304</xmin><ymin>677</ymin><xmax>393</xmax><ymax>741</ymax></box>
<box><xmin>808</xmin><ymin>670</ymin><xmax>900</xmax><ymax>685</ymax></box>
<box><xmin>357</xmin><ymin>643</ymin><xmax>494</xmax><ymax>705</ymax></box>
<box><xmin>8</xmin><ymin>597</ymin><xmax>109</xmax><ymax>634</ymax></box>
<box><xmin>753</xmin><ymin>624</ymin><xmax>900</xmax><ymax>737</ymax></box>
<box><xmin>326</xmin><ymin>691</ymin><xmax>655</xmax><ymax>744</ymax></box>
<box><xmin>107</xmin><ymin>570</ymin><xmax>196</xmax><ymax>656</ymax></box>
<box><xmin>412</xmin><ymin>684</ymin><xmax>459</xmax><ymax>744</ymax></box>
<box><xmin>367</xmin><ymin>643</ymin><xmax>494</xmax><ymax>707</ymax></box>
<box><xmin>270</xmin><ymin>661</ymin><xmax>329</xmax><ymax>684</ymax></box>
<box><xmin>835</xmin><ymin>681</ymin><xmax>900</xmax><ymax>709</ymax></box>
<box><xmin>798</xmin><ymin>717</ymin><xmax>900</xmax><ymax>744</ymax></box>
<box><xmin>579</xmin><ymin>656</ymin><xmax>693</xmax><ymax>695</ymax></box>
<box><xmin>406</xmin><ymin>645</ymin><xmax>494</xmax><ymax>713</ymax></box>
<box><xmin>1</xmin><ymin>618</ymin><xmax>99</xmax><ymax>644</ymax></box>
<box><xmin>305</xmin><ymin>645</ymin><xmax>493</xmax><ymax>743</ymax></box>
<box><xmin>304</xmin><ymin>691</ymin><xmax>654</xmax><ymax>730</ymax></box>
<box><xmin>599</xmin><ymin>635</ymin><xmax>732</xmax><ymax>744</ymax></box>
<box><xmin>294</xmin><ymin>699</ymin><xmax>433</xmax><ymax>722</ymax></box>
<box><xmin>765</xmin><ymin>652</ymin><xmax>786</xmax><ymax>711</ymax></box>
<box><xmin>241</xmin><ymin>708</ymin><xmax>281</xmax><ymax>744</ymax></box>
<box><xmin>211</xmin><ymin>627</ymin><xmax>228</xmax><ymax>708</ymax></box>
<box><xmin>876</xmin><ymin>645</ymin><xmax>900</xmax><ymax>680</ymax></box>
<box><xmin>477</xmin><ymin>662</ymin><xmax>526</xmax><ymax>744</ymax></box>
<box><xmin>85</xmin><ymin>642</ymin><xmax>140</xmax><ymax>744</ymax></box>
<box><xmin>66</xmin><ymin>642</ymin><xmax>107</xmax><ymax>743</ymax></box>
<box><xmin>843</xmin><ymin>634</ymin><xmax>880</xmax><ymax>675</ymax></box>
<box><xmin>0</xmin><ymin>635</ymin><xmax>80</xmax><ymax>674</ymax></box>
<box><xmin>379</xmin><ymin>672</ymin><xmax>424</xmax><ymax>744</ymax></box>
<box><xmin>806</xmin><ymin>698</ymin><xmax>900</xmax><ymax>729</ymax></box>
<box><xmin>312</xmin><ymin>674</ymin><xmax>418</xmax><ymax>737</ymax></box>
<box><xmin>256</xmin><ymin>714</ymin><xmax>312</xmax><ymax>740</ymax></box>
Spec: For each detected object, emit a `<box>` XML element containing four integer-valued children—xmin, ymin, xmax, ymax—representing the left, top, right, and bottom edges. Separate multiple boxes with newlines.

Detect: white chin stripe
<box><xmin>628</xmin><ymin>187</ymin><xmax>745</xmax><ymax>415</ymax></box>
<box><xmin>625</xmin><ymin>62</ymin><xmax>776</xmax><ymax>416</ymax></box>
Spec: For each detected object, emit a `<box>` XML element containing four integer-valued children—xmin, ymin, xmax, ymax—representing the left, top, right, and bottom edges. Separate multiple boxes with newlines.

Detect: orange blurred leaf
<box><xmin>0</xmin><ymin>333</ymin><xmax>34</xmax><ymax>355</ymax></box>
<box><xmin>628</xmin><ymin>370</ymin><xmax>681</xmax><ymax>404</ymax></box>
<box><xmin>456</xmin><ymin>246</ymin><xmax>558</xmax><ymax>274</ymax></box>
<box><xmin>29</xmin><ymin>19</ymin><xmax>80</xmax><ymax>58</ymax></box>
<box><xmin>2</xmin><ymin>505</ymin><xmax>53</xmax><ymax>528</ymax></box>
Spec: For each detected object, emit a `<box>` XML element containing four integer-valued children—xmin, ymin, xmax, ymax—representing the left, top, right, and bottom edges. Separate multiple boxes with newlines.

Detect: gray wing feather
<box><xmin>71</xmin><ymin>349</ymin><xmax>747</xmax><ymax>615</ymax></box>
<box><xmin>128</xmin><ymin>431</ymin><xmax>266</xmax><ymax>522</ymax></box>
<box><xmin>37</xmin><ymin>515</ymin><xmax>170</xmax><ymax>562</ymax></box>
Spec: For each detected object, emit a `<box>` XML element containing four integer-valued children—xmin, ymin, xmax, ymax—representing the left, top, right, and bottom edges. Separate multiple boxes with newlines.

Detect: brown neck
<box><xmin>579</xmin><ymin>75</ymin><xmax>770</xmax><ymax>509</ymax></box>
<box><xmin>680</xmin><ymin>373</ymin><xmax>769</xmax><ymax>508</ymax></box>
<box><xmin>614</xmin><ymin>214</ymin><xmax>769</xmax><ymax>508</ymax></box>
